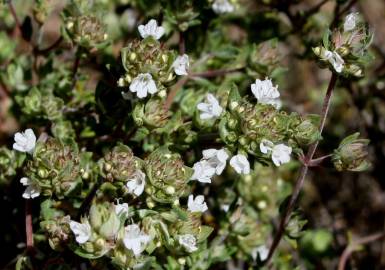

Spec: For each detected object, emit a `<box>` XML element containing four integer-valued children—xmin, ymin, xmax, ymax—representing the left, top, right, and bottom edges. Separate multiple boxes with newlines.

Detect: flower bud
<box><xmin>332</xmin><ymin>133</ymin><xmax>371</xmax><ymax>172</ymax></box>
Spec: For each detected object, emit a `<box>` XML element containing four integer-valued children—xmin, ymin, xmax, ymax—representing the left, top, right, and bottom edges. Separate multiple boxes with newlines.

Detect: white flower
<box><xmin>172</xmin><ymin>54</ymin><xmax>189</xmax><ymax>76</ymax></box>
<box><xmin>251</xmin><ymin>245</ymin><xmax>269</xmax><ymax>261</ymax></box>
<box><xmin>344</xmin><ymin>13</ymin><xmax>359</xmax><ymax>32</ymax></box>
<box><xmin>126</xmin><ymin>170</ymin><xmax>146</xmax><ymax>196</ymax></box>
<box><xmin>188</xmin><ymin>195</ymin><xmax>208</xmax><ymax>213</ymax></box>
<box><xmin>212</xmin><ymin>0</ymin><xmax>235</xmax><ymax>14</ymax></box>
<box><xmin>123</xmin><ymin>224</ymin><xmax>151</xmax><ymax>256</ymax></box>
<box><xmin>197</xmin><ymin>94</ymin><xmax>223</xmax><ymax>120</ymax></box>
<box><xmin>20</xmin><ymin>177</ymin><xmax>40</xmax><ymax>199</ymax></box>
<box><xmin>138</xmin><ymin>19</ymin><xmax>164</xmax><ymax>40</ymax></box>
<box><xmin>13</xmin><ymin>129</ymin><xmax>36</xmax><ymax>154</ymax></box>
<box><xmin>324</xmin><ymin>50</ymin><xmax>344</xmax><ymax>73</ymax></box>
<box><xmin>259</xmin><ymin>139</ymin><xmax>274</xmax><ymax>154</ymax></box>
<box><xmin>69</xmin><ymin>220</ymin><xmax>92</xmax><ymax>244</ymax></box>
<box><xmin>251</xmin><ymin>78</ymin><xmax>281</xmax><ymax>108</ymax></box>
<box><xmin>202</xmin><ymin>148</ymin><xmax>229</xmax><ymax>175</ymax></box>
<box><xmin>229</xmin><ymin>154</ymin><xmax>250</xmax><ymax>175</ymax></box>
<box><xmin>178</xmin><ymin>234</ymin><xmax>198</xmax><ymax>252</ymax></box>
<box><xmin>191</xmin><ymin>160</ymin><xmax>216</xmax><ymax>183</ymax></box>
<box><xmin>271</xmin><ymin>144</ymin><xmax>292</xmax><ymax>166</ymax></box>
<box><xmin>221</xmin><ymin>204</ymin><xmax>230</xmax><ymax>212</ymax></box>
<box><xmin>115</xmin><ymin>202</ymin><xmax>129</xmax><ymax>217</ymax></box>
<box><xmin>129</xmin><ymin>73</ymin><xmax>157</xmax><ymax>99</ymax></box>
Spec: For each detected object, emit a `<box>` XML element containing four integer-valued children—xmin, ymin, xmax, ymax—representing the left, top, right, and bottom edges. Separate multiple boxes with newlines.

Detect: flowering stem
<box><xmin>25</xmin><ymin>200</ymin><xmax>34</xmax><ymax>253</ymax></box>
<box><xmin>338</xmin><ymin>232</ymin><xmax>383</xmax><ymax>270</ymax></box>
<box><xmin>265</xmin><ymin>73</ymin><xmax>338</xmax><ymax>264</ymax></box>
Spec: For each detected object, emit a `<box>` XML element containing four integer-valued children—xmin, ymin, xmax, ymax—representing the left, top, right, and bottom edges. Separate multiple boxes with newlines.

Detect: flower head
<box><xmin>271</xmin><ymin>144</ymin><xmax>292</xmax><ymax>166</ymax></box>
<box><xmin>344</xmin><ymin>13</ymin><xmax>359</xmax><ymax>32</ymax></box>
<box><xmin>20</xmin><ymin>177</ymin><xmax>41</xmax><ymax>199</ymax></box>
<box><xmin>138</xmin><ymin>19</ymin><xmax>164</xmax><ymax>40</ymax></box>
<box><xmin>123</xmin><ymin>224</ymin><xmax>150</xmax><ymax>256</ymax></box>
<box><xmin>229</xmin><ymin>154</ymin><xmax>250</xmax><ymax>174</ymax></box>
<box><xmin>126</xmin><ymin>170</ymin><xmax>146</xmax><ymax>196</ymax></box>
<box><xmin>69</xmin><ymin>219</ymin><xmax>91</xmax><ymax>244</ymax></box>
<box><xmin>178</xmin><ymin>234</ymin><xmax>198</xmax><ymax>252</ymax></box>
<box><xmin>202</xmin><ymin>148</ymin><xmax>229</xmax><ymax>175</ymax></box>
<box><xmin>115</xmin><ymin>202</ymin><xmax>129</xmax><ymax>217</ymax></box>
<box><xmin>251</xmin><ymin>78</ymin><xmax>281</xmax><ymax>108</ymax></box>
<box><xmin>197</xmin><ymin>94</ymin><xmax>223</xmax><ymax>120</ymax></box>
<box><xmin>187</xmin><ymin>195</ymin><xmax>208</xmax><ymax>213</ymax></box>
<box><xmin>190</xmin><ymin>160</ymin><xmax>216</xmax><ymax>183</ymax></box>
<box><xmin>212</xmin><ymin>0</ymin><xmax>235</xmax><ymax>14</ymax></box>
<box><xmin>252</xmin><ymin>245</ymin><xmax>269</xmax><ymax>261</ymax></box>
<box><xmin>324</xmin><ymin>50</ymin><xmax>344</xmax><ymax>73</ymax></box>
<box><xmin>259</xmin><ymin>139</ymin><xmax>274</xmax><ymax>154</ymax></box>
<box><xmin>129</xmin><ymin>73</ymin><xmax>157</xmax><ymax>99</ymax></box>
<box><xmin>172</xmin><ymin>54</ymin><xmax>189</xmax><ymax>76</ymax></box>
<box><xmin>13</xmin><ymin>129</ymin><xmax>36</xmax><ymax>154</ymax></box>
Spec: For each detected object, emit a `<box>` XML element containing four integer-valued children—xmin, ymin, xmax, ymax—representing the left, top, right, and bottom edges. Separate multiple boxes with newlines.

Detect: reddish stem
<box><xmin>25</xmin><ymin>200</ymin><xmax>34</xmax><ymax>253</ymax></box>
<box><xmin>265</xmin><ymin>73</ymin><xmax>338</xmax><ymax>264</ymax></box>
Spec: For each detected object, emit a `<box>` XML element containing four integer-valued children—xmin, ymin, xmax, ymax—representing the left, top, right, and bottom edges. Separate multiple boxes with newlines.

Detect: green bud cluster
<box><xmin>144</xmin><ymin>147</ymin><xmax>193</xmax><ymax>204</ymax></box>
<box><xmin>65</xmin><ymin>15</ymin><xmax>108</xmax><ymax>48</ymax></box>
<box><xmin>247</xmin><ymin>39</ymin><xmax>281</xmax><ymax>78</ymax></box>
<box><xmin>133</xmin><ymin>97</ymin><xmax>170</xmax><ymax>129</ymax></box>
<box><xmin>219</xmin><ymin>99</ymin><xmax>320</xmax><ymax>155</ymax></box>
<box><xmin>41</xmin><ymin>215</ymin><xmax>72</xmax><ymax>251</ymax></box>
<box><xmin>99</xmin><ymin>144</ymin><xmax>141</xmax><ymax>194</ymax></box>
<box><xmin>313</xmin><ymin>14</ymin><xmax>373</xmax><ymax>77</ymax></box>
<box><xmin>332</xmin><ymin>133</ymin><xmax>371</xmax><ymax>172</ymax></box>
<box><xmin>24</xmin><ymin>138</ymin><xmax>82</xmax><ymax>199</ymax></box>
<box><xmin>119</xmin><ymin>38</ymin><xmax>177</xmax><ymax>91</ymax></box>
<box><xmin>16</xmin><ymin>87</ymin><xmax>64</xmax><ymax>121</ymax></box>
<box><xmin>0</xmin><ymin>146</ymin><xmax>25</xmax><ymax>185</ymax></box>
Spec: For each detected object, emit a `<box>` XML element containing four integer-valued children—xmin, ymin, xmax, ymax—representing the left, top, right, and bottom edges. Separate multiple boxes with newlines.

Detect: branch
<box><xmin>8</xmin><ymin>1</ymin><xmax>22</xmax><ymax>35</ymax></box>
<box><xmin>34</xmin><ymin>36</ymin><xmax>64</xmax><ymax>55</ymax></box>
<box><xmin>25</xmin><ymin>200</ymin><xmax>35</xmax><ymax>254</ymax></box>
<box><xmin>338</xmin><ymin>232</ymin><xmax>383</xmax><ymax>270</ymax></box>
<box><xmin>265</xmin><ymin>73</ymin><xmax>338</xmax><ymax>264</ymax></box>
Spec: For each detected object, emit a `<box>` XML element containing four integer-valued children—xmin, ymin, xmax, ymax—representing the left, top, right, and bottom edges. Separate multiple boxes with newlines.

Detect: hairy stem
<box><xmin>266</xmin><ymin>73</ymin><xmax>338</xmax><ymax>264</ymax></box>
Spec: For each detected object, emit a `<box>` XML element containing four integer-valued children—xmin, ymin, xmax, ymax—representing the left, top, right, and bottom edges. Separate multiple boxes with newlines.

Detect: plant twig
<box><xmin>164</xmin><ymin>76</ymin><xmax>189</xmax><ymax>111</ymax></box>
<box><xmin>8</xmin><ymin>1</ymin><xmax>22</xmax><ymax>35</ymax></box>
<box><xmin>338</xmin><ymin>232</ymin><xmax>383</xmax><ymax>270</ymax></box>
<box><xmin>25</xmin><ymin>200</ymin><xmax>34</xmax><ymax>254</ymax></box>
<box><xmin>265</xmin><ymin>73</ymin><xmax>338</xmax><ymax>264</ymax></box>
<box><xmin>179</xmin><ymin>32</ymin><xmax>185</xmax><ymax>55</ymax></box>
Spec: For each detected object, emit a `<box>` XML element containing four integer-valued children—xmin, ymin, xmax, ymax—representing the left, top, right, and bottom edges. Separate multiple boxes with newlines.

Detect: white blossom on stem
<box><xmin>190</xmin><ymin>160</ymin><xmax>216</xmax><ymax>183</ymax></box>
<box><xmin>344</xmin><ymin>13</ymin><xmax>359</xmax><ymax>32</ymax></box>
<box><xmin>13</xmin><ymin>129</ymin><xmax>36</xmax><ymax>154</ymax></box>
<box><xmin>138</xmin><ymin>19</ymin><xmax>164</xmax><ymax>40</ymax></box>
<box><xmin>212</xmin><ymin>0</ymin><xmax>235</xmax><ymax>14</ymax></box>
<box><xmin>251</xmin><ymin>78</ymin><xmax>281</xmax><ymax>108</ymax></box>
<box><xmin>229</xmin><ymin>154</ymin><xmax>250</xmax><ymax>174</ymax></box>
<box><xmin>187</xmin><ymin>195</ymin><xmax>208</xmax><ymax>213</ymax></box>
<box><xmin>197</xmin><ymin>94</ymin><xmax>223</xmax><ymax>120</ymax></box>
<box><xmin>172</xmin><ymin>54</ymin><xmax>189</xmax><ymax>75</ymax></box>
<box><xmin>271</xmin><ymin>144</ymin><xmax>292</xmax><ymax>166</ymax></box>
<box><xmin>178</xmin><ymin>234</ymin><xmax>198</xmax><ymax>252</ymax></box>
<box><xmin>324</xmin><ymin>50</ymin><xmax>345</xmax><ymax>73</ymax></box>
<box><xmin>129</xmin><ymin>73</ymin><xmax>157</xmax><ymax>99</ymax></box>
<box><xmin>123</xmin><ymin>224</ymin><xmax>151</xmax><ymax>256</ymax></box>
<box><xmin>126</xmin><ymin>170</ymin><xmax>146</xmax><ymax>196</ymax></box>
<box><xmin>69</xmin><ymin>219</ymin><xmax>92</xmax><ymax>244</ymax></box>
<box><xmin>259</xmin><ymin>139</ymin><xmax>274</xmax><ymax>154</ymax></box>
<box><xmin>20</xmin><ymin>177</ymin><xmax>40</xmax><ymax>199</ymax></box>
<box><xmin>202</xmin><ymin>148</ymin><xmax>229</xmax><ymax>175</ymax></box>
<box><xmin>115</xmin><ymin>202</ymin><xmax>129</xmax><ymax>217</ymax></box>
